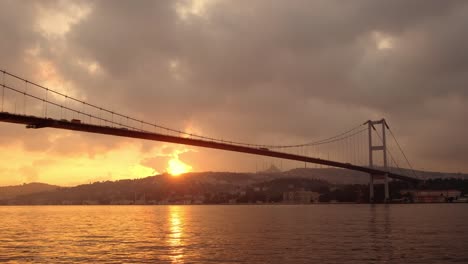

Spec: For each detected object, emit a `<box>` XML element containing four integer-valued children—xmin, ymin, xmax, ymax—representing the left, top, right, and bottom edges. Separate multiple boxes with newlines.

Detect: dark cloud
<box><xmin>0</xmin><ymin>1</ymin><xmax>38</xmax><ymax>70</ymax></box>
<box><xmin>0</xmin><ymin>0</ymin><xmax>467</xmax><ymax>175</ymax></box>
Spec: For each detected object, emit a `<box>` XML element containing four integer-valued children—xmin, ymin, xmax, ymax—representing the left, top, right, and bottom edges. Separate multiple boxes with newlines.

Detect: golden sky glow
<box><xmin>0</xmin><ymin>138</ymin><xmax>151</xmax><ymax>186</ymax></box>
<box><xmin>167</xmin><ymin>156</ymin><xmax>192</xmax><ymax>176</ymax></box>
<box><xmin>0</xmin><ymin>128</ymin><xmax>195</xmax><ymax>186</ymax></box>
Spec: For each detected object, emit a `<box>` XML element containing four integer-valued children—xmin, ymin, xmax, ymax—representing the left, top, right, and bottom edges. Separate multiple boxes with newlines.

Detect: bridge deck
<box><xmin>0</xmin><ymin>112</ymin><xmax>419</xmax><ymax>183</ymax></box>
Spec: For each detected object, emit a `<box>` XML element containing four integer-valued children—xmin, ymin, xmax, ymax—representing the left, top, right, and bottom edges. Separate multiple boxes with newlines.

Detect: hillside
<box><xmin>0</xmin><ymin>182</ymin><xmax>59</xmax><ymax>200</ymax></box>
<box><xmin>1</xmin><ymin>168</ymin><xmax>467</xmax><ymax>205</ymax></box>
<box><xmin>1</xmin><ymin>172</ymin><xmax>331</xmax><ymax>205</ymax></box>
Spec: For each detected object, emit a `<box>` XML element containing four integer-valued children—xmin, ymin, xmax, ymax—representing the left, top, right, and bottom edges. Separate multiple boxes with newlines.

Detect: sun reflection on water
<box><xmin>168</xmin><ymin>206</ymin><xmax>184</xmax><ymax>263</ymax></box>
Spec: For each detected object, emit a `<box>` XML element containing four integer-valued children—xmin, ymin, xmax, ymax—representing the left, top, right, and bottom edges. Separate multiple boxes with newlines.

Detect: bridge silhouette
<box><xmin>0</xmin><ymin>69</ymin><xmax>419</xmax><ymax>202</ymax></box>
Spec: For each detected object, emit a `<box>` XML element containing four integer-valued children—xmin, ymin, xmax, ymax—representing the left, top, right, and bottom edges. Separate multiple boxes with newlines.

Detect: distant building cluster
<box><xmin>2</xmin><ymin>174</ymin><xmax>467</xmax><ymax>205</ymax></box>
<box><xmin>401</xmin><ymin>189</ymin><xmax>464</xmax><ymax>203</ymax></box>
<box><xmin>282</xmin><ymin>191</ymin><xmax>320</xmax><ymax>204</ymax></box>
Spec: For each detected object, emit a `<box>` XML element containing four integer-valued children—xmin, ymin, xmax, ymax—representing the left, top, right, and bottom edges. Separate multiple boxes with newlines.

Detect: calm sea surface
<box><xmin>0</xmin><ymin>204</ymin><xmax>467</xmax><ymax>263</ymax></box>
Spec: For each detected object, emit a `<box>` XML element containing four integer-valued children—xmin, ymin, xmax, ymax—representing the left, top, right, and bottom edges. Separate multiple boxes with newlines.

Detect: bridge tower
<box><xmin>366</xmin><ymin>119</ymin><xmax>390</xmax><ymax>203</ymax></box>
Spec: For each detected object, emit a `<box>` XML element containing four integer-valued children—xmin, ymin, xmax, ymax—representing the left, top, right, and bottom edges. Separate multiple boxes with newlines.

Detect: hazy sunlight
<box><xmin>167</xmin><ymin>157</ymin><xmax>192</xmax><ymax>176</ymax></box>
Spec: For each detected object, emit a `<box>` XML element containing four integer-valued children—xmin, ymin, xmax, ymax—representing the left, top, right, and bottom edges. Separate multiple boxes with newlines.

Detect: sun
<box><xmin>167</xmin><ymin>157</ymin><xmax>192</xmax><ymax>176</ymax></box>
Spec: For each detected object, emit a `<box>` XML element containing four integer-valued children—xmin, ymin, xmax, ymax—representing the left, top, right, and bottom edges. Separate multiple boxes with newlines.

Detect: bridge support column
<box><xmin>382</xmin><ymin>121</ymin><xmax>390</xmax><ymax>202</ymax></box>
<box><xmin>366</xmin><ymin>119</ymin><xmax>390</xmax><ymax>203</ymax></box>
<box><xmin>368</xmin><ymin>121</ymin><xmax>374</xmax><ymax>203</ymax></box>
<box><xmin>384</xmin><ymin>173</ymin><xmax>389</xmax><ymax>202</ymax></box>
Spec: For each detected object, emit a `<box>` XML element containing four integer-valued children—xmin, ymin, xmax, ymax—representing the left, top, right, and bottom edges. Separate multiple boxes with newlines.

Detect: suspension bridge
<box><xmin>0</xmin><ymin>69</ymin><xmax>419</xmax><ymax>202</ymax></box>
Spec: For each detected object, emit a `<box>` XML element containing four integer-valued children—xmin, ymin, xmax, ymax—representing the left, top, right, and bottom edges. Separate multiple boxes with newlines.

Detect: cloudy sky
<box><xmin>1</xmin><ymin>0</ymin><xmax>467</xmax><ymax>186</ymax></box>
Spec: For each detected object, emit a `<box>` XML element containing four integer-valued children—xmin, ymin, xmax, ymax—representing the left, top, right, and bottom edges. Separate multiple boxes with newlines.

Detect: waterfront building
<box><xmin>282</xmin><ymin>191</ymin><xmax>320</xmax><ymax>204</ymax></box>
<box><xmin>401</xmin><ymin>189</ymin><xmax>462</xmax><ymax>203</ymax></box>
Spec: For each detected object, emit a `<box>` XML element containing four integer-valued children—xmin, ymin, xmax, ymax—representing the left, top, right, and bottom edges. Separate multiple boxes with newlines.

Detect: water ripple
<box><xmin>0</xmin><ymin>204</ymin><xmax>467</xmax><ymax>263</ymax></box>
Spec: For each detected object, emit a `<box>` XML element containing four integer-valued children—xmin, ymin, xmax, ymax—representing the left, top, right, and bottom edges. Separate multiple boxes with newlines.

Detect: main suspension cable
<box><xmin>387</xmin><ymin>127</ymin><xmax>418</xmax><ymax>179</ymax></box>
<box><xmin>0</xmin><ymin>69</ymin><xmax>369</xmax><ymax>151</ymax></box>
